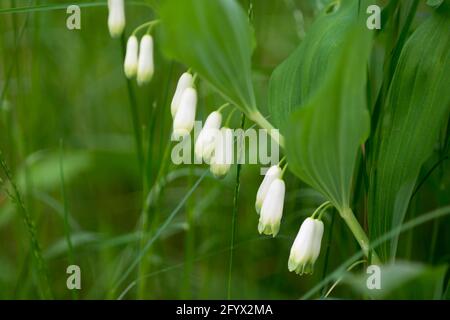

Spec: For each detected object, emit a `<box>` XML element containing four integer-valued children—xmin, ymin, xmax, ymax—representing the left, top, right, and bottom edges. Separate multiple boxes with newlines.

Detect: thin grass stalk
<box><xmin>121</xmin><ymin>35</ymin><xmax>144</xmax><ymax>175</ymax></box>
<box><xmin>0</xmin><ymin>150</ymin><xmax>52</xmax><ymax>299</ymax></box>
<box><xmin>112</xmin><ymin>171</ymin><xmax>208</xmax><ymax>295</ymax></box>
<box><xmin>320</xmin><ymin>209</ymin><xmax>336</xmax><ymax>297</ymax></box>
<box><xmin>137</xmin><ymin>62</ymin><xmax>173</xmax><ymax>299</ymax></box>
<box><xmin>227</xmin><ymin>113</ymin><xmax>245</xmax><ymax>300</ymax></box>
<box><xmin>59</xmin><ymin>140</ymin><xmax>77</xmax><ymax>299</ymax></box>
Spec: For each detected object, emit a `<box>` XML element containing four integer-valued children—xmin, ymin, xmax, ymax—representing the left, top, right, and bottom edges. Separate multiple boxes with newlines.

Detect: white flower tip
<box><xmin>255</xmin><ymin>165</ymin><xmax>282</xmax><ymax>215</ymax></box>
<box><xmin>258</xmin><ymin>220</ymin><xmax>280</xmax><ymax>237</ymax></box>
<box><xmin>258</xmin><ymin>178</ymin><xmax>285</xmax><ymax>237</ymax></box>
<box><xmin>171</xmin><ymin>72</ymin><xmax>194</xmax><ymax>118</ymax></box>
<box><xmin>108</xmin><ymin>0</ymin><xmax>125</xmax><ymax>38</ymax></box>
<box><xmin>194</xmin><ymin>112</ymin><xmax>222</xmax><ymax>163</ymax></box>
<box><xmin>210</xmin><ymin>161</ymin><xmax>230</xmax><ymax>179</ymax></box>
<box><xmin>137</xmin><ymin>35</ymin><xmax>154</xmax><ymax>86</ymax></box>
<box><xmin>173</xmin><ymin>87</ymin><xmax>197</xmax><ymax>137</ymax></box>
<box><xmin>288</xmin><ymin>217</ymin><xmax>324</xmax><ymax>276</ymax></box>
<box><xmin>124</xmin><ymin>36</ymin><xmax>138</xmax><ymax>78</ymax></box>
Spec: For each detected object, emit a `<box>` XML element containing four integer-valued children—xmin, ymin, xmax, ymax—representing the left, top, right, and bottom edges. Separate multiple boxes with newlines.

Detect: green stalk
<box><xmin>0</xmin><ymin>150</ymin><xmax>53</xmax><ymax>299</ymax></box>
<box><xmin>120</xmin><ymin>36</ymin><xmax>144</xmax><ymax>175</ymax></box>
<box><xmin>59</xmin><ymin>140</ymin><xmax>77</xmax><ymax>300</ymax></box>
<box><xmin>340</xmin><ymin>207</ymin><xmax>380</xmax><ymax>264</ymax></box>
<box><xmin>248</xmin><ymin>111</ymin><xmax>285</xmax><ymax>148</ymax></box>
<box><xmin>227</xmin><ymin>113</ymin><xmax>245</xmax><ymax>300</ymax></box>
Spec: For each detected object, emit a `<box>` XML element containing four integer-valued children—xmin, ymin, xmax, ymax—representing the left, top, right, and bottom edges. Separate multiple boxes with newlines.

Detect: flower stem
<box><xmin>227</xmin><ymin>113</ymin><xmax>245</xmax><ymax>299</ymax></box>
<box><xmin>248</xmin><ymin>111</ymin><xmax>285</xmax><ymax>148</ymax></box>
<box><xmin>340</xmin><ymin>207</ymin><xmax>380</xmax><ymax>265</ymax></box>
<box><xmin>132</xmin><ymin>20</ymin><xmax>160</xmax><ymax>36</ymax></box>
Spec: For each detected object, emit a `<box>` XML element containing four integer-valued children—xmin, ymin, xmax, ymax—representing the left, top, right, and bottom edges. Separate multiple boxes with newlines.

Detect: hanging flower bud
<box><xmin>258</xmin><ymin>178</ymin><xmax>285</xmax><ymax>237</ymax></box>
<box><xmin>173</xmin><ymin>87</ymin><xmax>197</xmax><ymax>138</ymax></box>
<box><xmin>255</xmin><ymin>165</ymin><xmax>282</xmax><ymax>214</ymax></box>
<box><xmin>171</xmin><ymin>73</ymin><xmax>194</xmax><ymax>118</ymax></box>
<box><xmin>288</xmin><ymin>217</ymin><xmax>324</xmax><ymax>275</ymax></box>
<box><xmin>210</xmin><ymin>127</ymin><xmax>233</xmax><ymax>178</ymax></box>
<box><xmin>107</xmin><ymin>0</ymin><xmax>125</xmax><ymax>38</ymax></box>
<box><xmin>137</xmin><ymin>35</ymin><xmax>154</xmax><ymax>86</ymax></box>
<box><xmin>195</xmin><ymin>112</ymin><xmax>222</xmax><ymax>163</ymax></box>
<box><xmin>124</xmin><ymin>36</ymin><xmax>138</xmax><ymax>78</ymax></box>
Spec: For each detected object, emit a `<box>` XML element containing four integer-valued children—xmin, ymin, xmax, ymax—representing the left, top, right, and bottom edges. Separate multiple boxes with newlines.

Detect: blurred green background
<box><xmin>0</xmin><ymin>0</ymin><xmax>449</xmax><ymax>299</ymax></box>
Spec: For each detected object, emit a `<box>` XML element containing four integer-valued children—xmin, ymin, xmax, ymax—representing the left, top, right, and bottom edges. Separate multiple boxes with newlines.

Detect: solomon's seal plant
<box><xmin>107</xmin><ymin>0</ymin><xmax>450</xmax><ymax>282</ymax></box>
<box><xmin>0</xmin><ymin>0</ymin><xmax>448</xmax><ymax>301</ymax></box>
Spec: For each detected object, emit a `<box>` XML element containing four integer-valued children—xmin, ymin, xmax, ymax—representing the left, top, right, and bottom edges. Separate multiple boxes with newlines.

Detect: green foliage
<box><xmin>368</xmin><ymin>9</ymin><xmax>450</xmax><ymax>260</ymax></box>
<box><xmin>283</xmin><ymin>26</ymin><xmax>371</xmax><ymax>211</ymax></box>
<box><xmin>268</xmin><ymin>0</ymin><xmax>366</xmax><ymax>133</ymax></box>
<box><xmin>0</xmin><ymin>0</ymin><xmax>448</xmax><ymax>300</ymax></box>
<box><xmin>343</xmin><ymin>262</ymin><xmax>448</xmax><ymax>299</ymax></box>
<box><xmin>159</xmin><ymin>0</ymin><xmax>256</xmax><ymax>114</ymax></box>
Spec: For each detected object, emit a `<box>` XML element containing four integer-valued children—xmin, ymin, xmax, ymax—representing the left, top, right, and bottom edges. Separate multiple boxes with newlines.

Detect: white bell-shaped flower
<box><xmin>210</xmin><ymin>127</ymin><xmax>233</xmax><ymax>178</ymax></box>
<box><xmin>288</xmin><ymin>217</ymin><xmax>324</xmax><ymax>275</ymax></box>
<box><xmin>108</xmin><ymin>0</ymin><xmax>125</xmax><ymax>38</ymax></box>
<box><xmin>171</xmin><ymin>73</ymin><xmax>194</xmax><ymax>118</ymax></box>
<box><xmin>258</xmin><ymin>178</ymin><xmax>285</xmax><ymax>237</ymax></box>
<box><xmin>195</xmin><ymin>112</ymin><xmax>222</xmax><ymax>163</ymax></box>
<box><xmin>124</xmin><ymin>35</ymin><xmax>138</xmax><ymax>78</ymax></box>
<box><xmin>173</xmin><ymin>87</ymin><xmax>197</xmax><ymax>138</ymax></box>
<box><xmin>255</xmin><ymin>165</ymin><xmax>282</xmax><ymax>214</ymax></box>
<box><xmin>137</xmin><ymin>35</ymin><xmax>154</xmax><ymax>86</ymax></box>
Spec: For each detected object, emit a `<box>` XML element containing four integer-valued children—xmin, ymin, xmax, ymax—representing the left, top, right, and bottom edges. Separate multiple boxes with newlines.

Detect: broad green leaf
<box><xmin>159</xmin><ymin>0</ymin><xmax>256</xmax><ymax>114</ymax></box>
<box><xmin>368</xmin><ymin>9</ymin><xmax>450</xmax><ymax>260</ymax></box>
<box><xmin>285</xmin><ymin>27</ymin><xmax>372</xmax><ymax>210</ymax></box>
<box><xmin>16</xmin><ymin>150</ymin><xmax>91</xmax><ymax>191</ymax></box>
<box><xmin>426</xmin><ymin>0</ymin><xmax>445</xmax><ymax>8</ymax></box>
<box><xmin>343</xmin><ymin>262</ymin><xmax>447</xmax><ymax>299</ymax></box>
<box><xmin>268</xmin><ymin>0</ymin><xmax>369</xmax><ymax>133</ymax></box>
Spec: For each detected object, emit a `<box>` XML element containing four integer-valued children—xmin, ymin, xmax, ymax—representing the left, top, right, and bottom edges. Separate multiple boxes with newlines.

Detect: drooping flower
<box><xmin>107</xmin><ymin>0</ymin><xmax>125</xmax><ymax>38</ymax></box>
<box><xmin>173</xmin><ymin>87</ymin><xmax>197</xmax><ymax>138</ymax></box>
<box><xmin>288</xmin><ymin>217</ymin><xmax>324</xmax><ymax>275</ymax></box>
<box><xmin>258</xmin><ymin>178</ymin><xmax>285</xmax><ymax>237</ymax></box>
<box><xmin>195</xmin><ymin>111</ymin><xmax>222</xmax><ymax>163</ymax></box>
<box><xmin>171</xmin><ymin>73</ymin><xmax>194</xmax><ymax>118</ymax></box>
<box><xmin>210</xmin><ymin>127</ymin><xmax>233</xmax><ymax>178</ymax></box>
<box><xmin>137</xmin><ymin>35</ymin><xmax>154</xmax><ymax>86</ymax></box>
<box><xmin>124</xmin><ymin>36</ymin><xmax>138</xmax><ymax>78</ymax></box>
<box><xmin>255</xmin><ymin>165</ymin><xmax>282</xmax><ymax>214</ymax></box>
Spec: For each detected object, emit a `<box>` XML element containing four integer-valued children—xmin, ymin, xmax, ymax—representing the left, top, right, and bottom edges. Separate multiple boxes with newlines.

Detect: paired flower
<box><xmin>123</xmin><ymin>34</ymin><xmax>155</xmax><ymax>85</ymax></box>
<box><xmin>210</xmin><ymin>127</ymin><xmax>233</xmax><ymax>178</ymax></box>
<box><xmin>288</xmin><ymin>217</ymin><xmax>324</xmax><ymax>275</ymax></box>
<box><xmin>108</xmin><ymin>0</ymin><xmax>125</xmax><ymax>38</ymax></box>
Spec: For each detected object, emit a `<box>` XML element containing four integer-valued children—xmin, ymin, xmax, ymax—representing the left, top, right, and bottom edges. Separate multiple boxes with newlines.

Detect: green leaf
<box><xmin>285</xmin><ymin>26</ymin><xmax>373</xmax><ymax>210</ymax></box>
<box><xmin>426</xmin><ymin>0</ymin><xmax>444</xmax><ymax>8</ymax></box>
<box><xmin>159</xmin><ymin>0</ymin><xmax>256</xmax><ymax>114</ymax></box>
<box><xmin>368</xmin><ymin>10</ymin><xmax>450</xmax><ymax>260</ymax></box>
<box><xmin>343</xmin><ymin>262</ymin><xmax>448</xmax><ymax>299</ymax></box>
<box><xmin>268</xmin><ymin>0</ymin><xmax>368</xmax><ymax>133</ymax></box>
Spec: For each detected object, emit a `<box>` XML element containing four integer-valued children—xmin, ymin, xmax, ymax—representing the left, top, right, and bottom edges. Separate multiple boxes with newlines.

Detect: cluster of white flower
<box><xmin>255</xmin><ymin>165</ymin><xmax>328</xmax><ymax>275</ymax></box>
<box><xmin>170</xmin><ymin>70</ymin><xmax>328</xmax><ymax>275</ymax></box>
<box><xmin>108</xmin><ymin>0</ymin><xmax>154</xmax><ymax>86</ymax></box>
<box><xmin>124</xmin><ymin>35</ymin><xmax>154</xmax><ymax>86</ymax></box>
<box><xmin>108</xmin><ymin>1</ymin><xmax>329</xmax><ymax>276</ymax></box>
<box><xmin>170</xmin><ymin>73</ymin><xmax>235</xmax><ymax>179</ymax></box>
